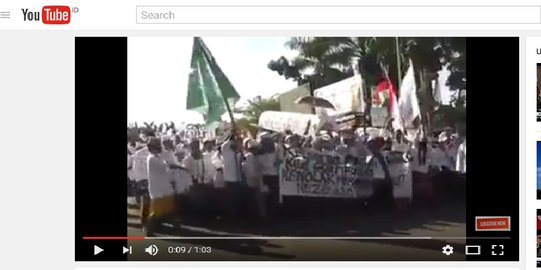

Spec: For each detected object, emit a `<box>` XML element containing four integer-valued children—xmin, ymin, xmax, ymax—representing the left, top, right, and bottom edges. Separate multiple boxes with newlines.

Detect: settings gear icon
<box><xmin>442</xmin><ymin>245</ymin><xmax>454</xmax><ymax>255</ymax></box>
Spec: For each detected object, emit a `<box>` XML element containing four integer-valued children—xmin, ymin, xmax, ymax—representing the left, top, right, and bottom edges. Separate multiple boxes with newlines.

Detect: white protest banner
<box><xmin>279</xmin><ymin>147</ymin><xmax>412</xmax><ymax>200</ymax></box>
<box><xmin>314</xmin><ymin>75</ymin><xmax>363</xmax><ymax>116</ymax></box>
<box><xmin>259</xmin><ymin>111</ymin><xmax>320</xmax><ymax>136</ymax></box>
<box><xmin>279</xmin><ymin>149</ymin><xmax>373</xmax><ymax>199</ymax></box>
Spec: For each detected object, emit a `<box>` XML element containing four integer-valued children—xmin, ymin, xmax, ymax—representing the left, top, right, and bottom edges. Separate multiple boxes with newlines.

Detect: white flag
<box><xmin>432</xmin><ymin>78</ymin><xmax>442</xmax><ymax>105</ymax></box>
<box><xmin>398</xmin><ymin>62</ymin><xmax>421</xmax><ymax>128</ymax></box>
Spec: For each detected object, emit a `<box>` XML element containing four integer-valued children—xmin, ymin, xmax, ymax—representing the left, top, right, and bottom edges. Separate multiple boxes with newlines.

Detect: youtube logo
<box><xmin>42</xmin><ymin>6</ymin><xmax>70</xmax><ymax>24</ymax></box>
<box><xmin>22</xmin><ymin>6</ymin><xmax>77</xmax><ymax>24</ymax></box>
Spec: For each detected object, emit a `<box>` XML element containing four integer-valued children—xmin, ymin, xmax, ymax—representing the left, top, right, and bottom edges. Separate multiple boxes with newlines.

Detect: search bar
<box><xmin>136</xmin><ymin>5</ymin><xmax>541</xmax><ymax>24</ymax></box>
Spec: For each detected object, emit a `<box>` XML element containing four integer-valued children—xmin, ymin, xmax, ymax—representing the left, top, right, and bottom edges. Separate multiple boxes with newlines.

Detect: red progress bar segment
<box><xmin>82</xmin><ymin>236</ymin><xmax>145</xmax><ymax>240</ymax></box>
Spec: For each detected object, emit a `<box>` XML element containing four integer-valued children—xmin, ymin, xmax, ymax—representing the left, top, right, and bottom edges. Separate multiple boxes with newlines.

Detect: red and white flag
<box><xmin>374</xmin><ymin>78</ymin><xmax>403</xmax><ymax>131</ymax></box>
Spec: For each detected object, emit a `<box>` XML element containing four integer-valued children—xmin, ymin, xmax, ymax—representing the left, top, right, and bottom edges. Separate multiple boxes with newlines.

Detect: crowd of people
<box><xmin>127</xmin><ymin>124</ymin><xmax>466</xmax><ymax>236</ymax></box>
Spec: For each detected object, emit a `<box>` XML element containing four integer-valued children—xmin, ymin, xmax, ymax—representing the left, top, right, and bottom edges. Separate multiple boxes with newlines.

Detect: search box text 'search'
<box><xmin>136</xmin><ymin>6</ymin><xmax>541</xmax><ymax>24</ymax></box>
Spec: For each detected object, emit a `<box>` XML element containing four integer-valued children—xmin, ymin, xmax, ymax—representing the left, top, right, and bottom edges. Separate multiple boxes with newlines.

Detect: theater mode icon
<box><xmin>465</xmin><ymin>245</ymin><xmax>481</xmax><ymax>255</ymax></box>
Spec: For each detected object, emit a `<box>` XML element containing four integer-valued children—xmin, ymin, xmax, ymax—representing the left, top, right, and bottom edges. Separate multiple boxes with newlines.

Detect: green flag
<box><xmin>186</xmin><ymin>37</ymin><xmax>240</xmax><ymax>129</ymax></box>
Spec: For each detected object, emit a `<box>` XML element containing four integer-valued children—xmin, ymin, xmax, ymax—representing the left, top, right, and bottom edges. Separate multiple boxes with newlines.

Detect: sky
<box><xmin>128</xmin><ymin>37</ymin><xmax>298</xmax><ymax>125</ymax></box>
<box><xmin>538</xmin><ymin>141</ymin><xmax>541</xmax><ymax>190</ymax></box>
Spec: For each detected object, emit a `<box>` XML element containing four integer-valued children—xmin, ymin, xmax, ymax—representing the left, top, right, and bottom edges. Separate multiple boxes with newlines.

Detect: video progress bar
<box><xmin>145</xmin><ymin>236</ymin><xmax>511</xmax><ymax>240</ymax></box>
<box><xmin>83</xmin><ymin>236</ymin><xmax>511</xmax><ymax>240</ymax></box>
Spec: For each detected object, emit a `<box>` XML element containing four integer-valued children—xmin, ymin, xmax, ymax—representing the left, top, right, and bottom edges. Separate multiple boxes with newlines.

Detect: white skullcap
<box><xmin>243</xmin><ymin>137</ymin><xmax>253</xmax><ymax>148</ymax></box>
<box><xmin>258</xmin><ymin>131</ymin><xmax>271</xmax><ymax>139</ymax></box>
<box><xmin>246</xmin><ymin>139</ymin><xmax>258</xmax><ymax>149</ymax></box>
<box><xmin>320</xmin><ymin>134</ymin><xmax>331</xmax><ymax>141</ymax></box>
<box><xmin>284</xmin><ymin>135</ymin><xmax>293</xmax><ymax>144</ymax></box>
<box><xmin>438</xmin><ymin>133</ymin><xmax>448</xmax><ymax>142</ymax></box>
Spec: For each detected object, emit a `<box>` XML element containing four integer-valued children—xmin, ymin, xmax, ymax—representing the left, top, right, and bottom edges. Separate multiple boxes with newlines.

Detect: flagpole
<box><xmin>219</xmin><ymin>75</ymin><xmax>243</xmax><ymax>184</ymax></box>
<box><xmin>378</xmin><ymin>61</ymin><xmax>391</xmax><ymax>132</ymax></box>
<box><xmin>395</xmin><ymin>37</ymin><xmax>402</xmax><ymax>87</ymax></box>
<box><xmin>222</xmin><ymin>95</ymin><xmax>238</xmax><ymax>135</ymax></box>
<box><xmin>362</xmin><ymin>78</ymin><xmax>368</xmax><ymax>134</ymax></box>
<box><xmin>187</xmin><ymin>37</ymin><xmax>242</xmax><ymax>184</ymax></box>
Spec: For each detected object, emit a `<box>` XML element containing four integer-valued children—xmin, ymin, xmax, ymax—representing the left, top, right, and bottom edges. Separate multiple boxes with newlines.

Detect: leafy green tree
<box><xmin>268</xmin><ymin>37</ymin><xmax>466</xmax><ymax>128</ymax></box>
<box><xmin>269</xmin><ymin>37</ymin><xmax>465</xmax><ymax>99</ymax></box>
<box><xmin>232</xmin><ymin>95</ymin><xmax>280</xmax><ymax>137</ymax></box>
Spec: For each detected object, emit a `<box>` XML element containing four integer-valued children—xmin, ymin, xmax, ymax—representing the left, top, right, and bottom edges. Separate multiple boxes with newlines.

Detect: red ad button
<box><xmin>475</xmin><ymin>216</ymin><xmax>511</xmax><ymax>231</ymax></box>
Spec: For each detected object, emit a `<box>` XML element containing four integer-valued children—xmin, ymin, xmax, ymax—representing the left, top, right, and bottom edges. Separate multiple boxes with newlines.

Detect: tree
<box><xmin>268</xmin><ymin>37</ymin><xmax>467</xmax><ymax>128</ymax></box>
<box><xmin>234</xmin><ymin>95</ymin><xmax>280</xmax><ymax>135</ymax></box>
<box><xmin>268</xmin><ymin>37</ymin><xmax>360</xmax><ymax>92</ymax></box>
<box><xmin>269</xmin><ymin>37</ymin><xmax>465</xmax><ymax>96</ymax></box>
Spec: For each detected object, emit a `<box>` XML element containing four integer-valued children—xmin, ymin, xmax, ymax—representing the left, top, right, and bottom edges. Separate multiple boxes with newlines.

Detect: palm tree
<box><xmin>269</xmin><ymin>37</ymin><xmax>466</xmax><ymax>129</ymax></box>
<box><xmin>286</xmin><ymin>37</ymin><xmax>362</xmax><ymax>73</ymax></box>
<box><xmin>269</xmin><ymin>37</ymin><xmax>408</xmax><ymax>91</ymax></box>
<box><xmin>232</xmin><ymin>95</ymin><xmax>280</xmax><ymax>137</ymax></box>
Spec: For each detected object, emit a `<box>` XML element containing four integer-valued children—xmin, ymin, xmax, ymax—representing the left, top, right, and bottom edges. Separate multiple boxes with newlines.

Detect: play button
<box><xmin>94</xmin><ymin>245</ymin><xmax>103</xmax><ymax>255</ymax></box>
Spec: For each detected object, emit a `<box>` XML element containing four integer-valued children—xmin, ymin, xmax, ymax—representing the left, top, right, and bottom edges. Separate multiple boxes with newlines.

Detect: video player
<box><xmin>75</xmin><ymin>36</ymin><xmax>518</xmax><ymax>262</ymax></box>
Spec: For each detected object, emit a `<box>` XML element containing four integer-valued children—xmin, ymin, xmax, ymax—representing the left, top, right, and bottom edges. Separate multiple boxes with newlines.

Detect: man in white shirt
<box><xmin>366</xmin><ymin>136</ymin><xmax>394</xmax><ymax>209</ymax></box>
<box><xmin>430</xmin><ymin>135</ymin><xmax>459</xmax><ymax>199</ymax></box>
<box><xmin>450</xmin><ymin>137</ymin><xmax>467</xmax><ymax>199</ymax></box>
<box><xmin>366</xmin><ymin>137</ymin><xmax>388</xmax><ymax>179</ymax></box>
<box><xmin>258</xmin><ymin>132</ymin><xmax>281</xmax><ymax>213</ymax></box>
<box><xmin>144</xmin><ymin>137</ymin><xmax>176</xmax><ymax>236</ymax></box>
<box><xmin>128</xmin><ymin>141</ymin><xmax>137</xmax><ymax>155</ymax></box>
<box><xmin>127</xmin><ymin>150</ymin><xmax>136</xmax><ymax>205</ymax></box>
<box><xmin>340</xmin><ymin>129</ymin><xmax>367</xmax><ymax>162</ymax></box>
<box><xmin>243</xmin><ymin>139</ymin><xmax>261</xmax><ymax>187</ymax></box>
<box><xmin>221</xmin><ymin>135</ymin><xmax>243</xmax><ymax>216</ymax></box>
<box><xmin>243</xmin><ymin>139</ymin><xmax>266</xmax><ymax>219</ymax></box>
<box><xmin>132</xmin><ymin>142</ymin><xmax>150</xmax><ymax>210</ymax></box>
<box><xmin>456</xmin><ymin>138</ymin><xmax>466</xmax><ymax>174</ymax></box>
<box><xmin>182</xmin><ymin>138</ymin><xmax>205</xmax><ymax>184</ymax></box>
<box><xmin>429</xmin><ymin>138</ymin><xmax>453</xmax><ymax>171</ymax></box>
<box><xmin>160</xmin><ymin>136</ymin><xmax>179</xmax><ymax>166</ymax></box>
<box><xmin>408</xmin><ymin>138</ymin><xmax>434</xmax><ymax>201</ymax></box>
<box><xmin>212</xmin><ymin>147</ymin><xmax>225</xmax><ymax>189</ymax></box>
<box><xmin>159</xmin><ymin>136</ymin><xmax>191</xmax><ymax>195</ymax></box>
<box><xmin>202</xmin><ymin>138</ymin><xmax>218</xmax><ymax>184</ymax></box>
<box><xmin>391</xmin><ymin>129</ymin><xmax>410</xmax><ymax>153</ymax></box>
<box><xmin>222</xmin><ymin>135</ymin><xmax>242</xmax><ymax>183</ymax></box>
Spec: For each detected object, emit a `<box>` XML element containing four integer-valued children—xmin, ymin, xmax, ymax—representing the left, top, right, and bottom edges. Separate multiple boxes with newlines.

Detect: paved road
<box><xmin>126</xmin><ymin>202</ymin><xmax>466</xmax><ymax>261</ymax></box>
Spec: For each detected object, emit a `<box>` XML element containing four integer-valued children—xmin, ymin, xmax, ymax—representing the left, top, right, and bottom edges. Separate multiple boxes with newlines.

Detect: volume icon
<box><xmin>145</xmin><ymin>244</ymin><xmax>158</xmax><ymax>256</ymax></box>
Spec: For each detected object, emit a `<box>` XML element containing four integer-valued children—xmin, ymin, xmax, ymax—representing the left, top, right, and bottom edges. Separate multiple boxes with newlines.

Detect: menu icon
<box><xmin>0</xmin><ymin>11</ymin><xmax>10</xmax><ymax>19</ymax></box>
